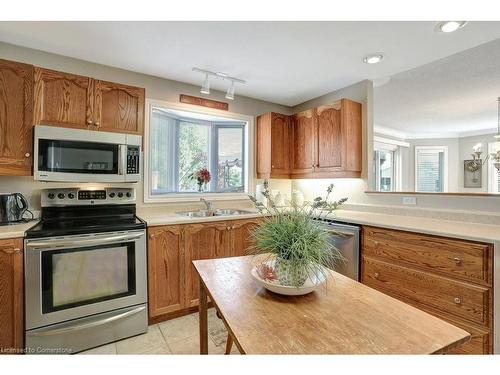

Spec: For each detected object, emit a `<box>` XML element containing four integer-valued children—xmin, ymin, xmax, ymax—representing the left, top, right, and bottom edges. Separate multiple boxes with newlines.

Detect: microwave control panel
<box><xmin>127</xmin><ymin>146</ymin><xmax>140</xmax><ymax>175</ymax></box>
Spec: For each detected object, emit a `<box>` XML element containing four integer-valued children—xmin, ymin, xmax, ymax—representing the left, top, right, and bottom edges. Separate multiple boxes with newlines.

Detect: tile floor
<box><xmin>80</xmin><ymin>308</ymin><xmax>239</xmax><ymax>355</ymax></box>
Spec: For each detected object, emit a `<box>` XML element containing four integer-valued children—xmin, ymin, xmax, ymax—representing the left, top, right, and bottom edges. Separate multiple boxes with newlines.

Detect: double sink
<box><xmin>176</xmin><ymin>208</ymin><xmax>253</xmax><ymax>218</ymax></box>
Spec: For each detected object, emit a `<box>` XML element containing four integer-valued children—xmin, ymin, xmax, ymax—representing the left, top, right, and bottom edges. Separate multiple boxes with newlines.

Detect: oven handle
<box><xmin>27</xmin><ymin>232</ymin><xmax>144</xmax><ymax>250</ymax></box>
<box><xmin>26</xmin><ymin>306</ymin><xmax>146</xmax><ymax>337</ymax></box>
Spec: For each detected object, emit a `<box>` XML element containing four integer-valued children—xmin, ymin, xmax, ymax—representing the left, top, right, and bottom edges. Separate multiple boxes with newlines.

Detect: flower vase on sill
<box><xmin>192</xmin><ymin>168</ymin><xmax>211</xmax><ymax>193</ymax></box>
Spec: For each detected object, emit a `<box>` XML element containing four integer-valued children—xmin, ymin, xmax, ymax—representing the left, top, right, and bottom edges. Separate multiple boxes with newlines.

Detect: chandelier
<box><xmin>465</xmin><ymin>97</ymin><xmax>500</xmax><ymax>172</ymax></box>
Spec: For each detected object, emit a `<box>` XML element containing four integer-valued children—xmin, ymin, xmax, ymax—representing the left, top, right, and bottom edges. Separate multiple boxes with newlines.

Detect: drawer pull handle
<box><xmin>453</xmin><ymin>257</ymin><xmax>462</xmax><ymax>265</ymax></box>
<box><xmin>454</xmin><ymin>297</ymin><xmax>461</xmax><ymax>305</ymax></box>
<box><xmin>374</xmin><ymin>272</ymin><xmax>379</xmax><ymax>279</ymax></box>
<box><xmin>373</xmin><ymin>240</ymin><xmax>379</xmax><ymax>247</ymax></box>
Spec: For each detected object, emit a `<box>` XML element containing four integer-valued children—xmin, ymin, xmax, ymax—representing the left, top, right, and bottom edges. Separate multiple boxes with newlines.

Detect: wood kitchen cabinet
<box><xmin>256</xmin><ymin>98</ymin><xmax>362</xmax><ymax>179</ymax></box>
<box><xmin>148</xmin><ymin>226</ymin><xmax>185</xmax><ymax>319</ymax></box>
<box><xmin>0</xmin><ymin>59</ymin><xmax>34</xmax><ymax>176</ymax></box>
<box><xmin>147</xmin><ymin>218</ymin><xmax>262</xmax><ymax>323</ymax></box>
<box><xmin>34</xmin><ymin>67</ymin><xmax>94</xmax><ymax>130</ymax></box>
<box><xmin>290</xmin><ymin>109</ymin><xmax>315</xmax><ymax>178</ymax></box>
<box><xmin>0</xmin><ymin>238</ymin><xmax>24</xmax><ymax>354</ymax></box>
<box><xmin>361</xmin><ymin>225</ymin><xmax>494</xmax><ymax>354</ymax></box>
<box><xmin>184</xmin><ymin>221</ymin><xmax>231</xmax><ymax>307</ymax></box>
<box><xmin>34</xmin><ymin>67</ymin><xmax>145</xmax><ymax>135</ymax></box>
<box><xmin>94</xmin><ymin>80</ymin><xmax>145</xmax><ymax>135</ymax></box>
<box><xmin>256</xmin><ymin>112</ymin><xmax>292</xmax><ymax>178</ymax></box>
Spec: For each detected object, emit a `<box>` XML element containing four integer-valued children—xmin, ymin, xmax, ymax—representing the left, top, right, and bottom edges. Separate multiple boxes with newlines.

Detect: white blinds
<box><xmin>415</xmin><ymin>148</ymin><xmax>446</xmax><ymax>192</ymax></box>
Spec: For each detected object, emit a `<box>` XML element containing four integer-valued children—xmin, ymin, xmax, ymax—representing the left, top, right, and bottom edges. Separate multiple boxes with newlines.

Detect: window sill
<box><xmin>143</xmin><ymin>192</ymin><xmax>251</xmax><ymax>204</ymax></box>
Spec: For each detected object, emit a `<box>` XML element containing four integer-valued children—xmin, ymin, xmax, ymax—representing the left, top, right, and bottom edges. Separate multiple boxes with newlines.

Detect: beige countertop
<box><xmin>138</xmin><ymin>209</ymin><xmax>262</xmax><ymax>227</ymax></box>
<box><xmin>0</xmin><ymin>221</ymin><xmax>37</xmax><ymax>240</ymax></box>
<box><xmin>329</xmin><ymin>210</ymin><xmax>500</xmax><ymax>244</ymax></box>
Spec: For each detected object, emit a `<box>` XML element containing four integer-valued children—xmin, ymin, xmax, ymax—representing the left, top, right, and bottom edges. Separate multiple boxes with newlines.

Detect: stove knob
<box><xmin>126</xmin><ymin>192</ymin><xmax>132</xmax><ymax>198</ymax></box>
<box><xmin>57</xmin><ymin>193</ymin><xmax>65</xmax><ymax>199</ymax></box>
<box><xmin>117</xmin><ymin>192</ymin><xmax>124</xmax><ymax>198</ymax></box>
<box><xmin>68</xmin><ymin>193</ymin><xmax>75</xmax><ymax>199</ymax></box>
<box><xmin>48</xmin><ymin>193</ymin><xmax>55</xmax><ymax>199</ymax></box>
<box><xmin>109</xmin><ymin>192</ymin><xmax>116</xmax><ymax>198</ymax></box>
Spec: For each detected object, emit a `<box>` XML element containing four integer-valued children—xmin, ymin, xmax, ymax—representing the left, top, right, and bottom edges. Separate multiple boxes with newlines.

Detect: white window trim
<box><xmin>143</xmin><ymin>99</ymin><xmax>255</xmax><ymax>204</ymax></box>
<box><xmin>414</xmin><ymin>146</ymin><xmax>449</xmax><ymax>193</ymax></box>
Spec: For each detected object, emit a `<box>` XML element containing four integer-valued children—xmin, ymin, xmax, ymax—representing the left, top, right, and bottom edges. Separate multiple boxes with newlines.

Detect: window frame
<box><xmin>143</xmin><ymin>99</ymin><xmax>254</xmax><ymax>203</ymax></box>
<box><xmin>414</xmin><ymin>146</ymin><xmax>449</xmax><ymax>193</ymax></box>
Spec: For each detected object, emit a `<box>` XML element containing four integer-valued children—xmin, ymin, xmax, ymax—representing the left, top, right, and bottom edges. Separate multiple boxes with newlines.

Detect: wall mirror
<box><xmin>372</xmin><ymin>38</ymin><xmax>500</xmax><ymax>195</ymax></box>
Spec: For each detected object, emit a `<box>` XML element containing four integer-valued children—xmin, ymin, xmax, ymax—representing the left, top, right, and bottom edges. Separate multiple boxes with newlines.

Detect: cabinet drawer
<box><xmin>363</xmin><ymin>226</ymin><xmax>492</xmax><ymax>285</ymax></box>
<box><xmin>367</xmin><ymin>290</ymin><xmax>491</xmax><ymax>354</ymax></box>
<box><xmin>362</xmin><ymin>256</ymin><xmax>491</xmax><ymax>326</ymax></box>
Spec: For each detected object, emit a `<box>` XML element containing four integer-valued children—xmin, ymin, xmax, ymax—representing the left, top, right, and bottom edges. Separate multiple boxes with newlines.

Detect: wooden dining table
<box><xmin>193</xmin><ymin>255</ymin><xmax>470</xmax><ymax>354</ymax></box>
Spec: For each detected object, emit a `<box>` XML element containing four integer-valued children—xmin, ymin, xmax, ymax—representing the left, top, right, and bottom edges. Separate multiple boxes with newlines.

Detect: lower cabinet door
<box><xmin>0</xmin><ymin>238</ymin><xmax>24</xmax><ymax>353</ymax></box>
<box><xmin>184</xmin><ymin>222</ymin><xmax>231</xmax><ymax>307</ymax></box>
<box><xmin>231</xmin><ymin>218</ymin><xmax>262</xmax><ymax>257</ymax></box>
<box><xmin>148</xmin><ymin>226</ymin><xmax>185</xmax><ymax>318</ymax></box>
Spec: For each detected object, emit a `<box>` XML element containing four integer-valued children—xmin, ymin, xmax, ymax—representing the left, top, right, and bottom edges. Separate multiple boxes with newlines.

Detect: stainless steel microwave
<box><xmin>34</xmin><ymin>125</ymin><xmax>141</xmax><ymax>183</ymax></box>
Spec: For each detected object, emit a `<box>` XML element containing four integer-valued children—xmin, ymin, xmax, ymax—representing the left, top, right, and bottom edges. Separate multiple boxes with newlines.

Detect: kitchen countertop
<box><xmin>0</xmin><ymin>221</ymin><xmax>38</xmax><ymax>240</ymax></box>
<box><xmin>138</xmin><ymin>209</ymin><xmax>262</xmax><ymax>227</ymax></box>
<box><xmin>2</xmin><ymin>209</ymin><xmax>499</xmax><ymax>245</ymax></box>
<box><xmin>329</xmin><ymin>210</ymin><xmax>500</xmax><ymax>244</ymax></box>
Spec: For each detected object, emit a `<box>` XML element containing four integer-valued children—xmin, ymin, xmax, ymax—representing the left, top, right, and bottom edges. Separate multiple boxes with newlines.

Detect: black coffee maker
<box><xmin>0</xmin><ymin>193</ymin><xmax>29</xmax><ymax>225</ymax></box>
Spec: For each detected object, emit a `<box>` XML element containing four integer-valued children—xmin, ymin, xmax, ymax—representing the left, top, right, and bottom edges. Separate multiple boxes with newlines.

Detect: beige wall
<box><xmin>0</xmin><ymin>41</ymin><xmax>291</xmax><ymax>211</ymax></box>
<box><xmin>2</xmin><ymin>41</ymin><xmax>500</xmax><ymax>215</ymax></box>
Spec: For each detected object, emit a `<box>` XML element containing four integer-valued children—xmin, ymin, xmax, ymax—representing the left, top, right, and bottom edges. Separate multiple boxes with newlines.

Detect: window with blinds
<box><xmin>415</xmin><ymin>146</ymin><xmax>448</xmax><ymax>192</ymax></box>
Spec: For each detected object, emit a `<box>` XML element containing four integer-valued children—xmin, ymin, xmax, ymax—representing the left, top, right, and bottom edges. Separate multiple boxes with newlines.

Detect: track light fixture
<box><xmin>193</xmin><ymin>67</ymin><xmax>245</xmax><ymax>100</ymax></box>
<box><xmin>200</xmin><ymin>73</ymin><xmax>210</xmax><ymax>95</ymax></box>
<box><xmin>225</xmin><ymin>82</ymin><xmax>235</xmax><ymax>100</ymax></box>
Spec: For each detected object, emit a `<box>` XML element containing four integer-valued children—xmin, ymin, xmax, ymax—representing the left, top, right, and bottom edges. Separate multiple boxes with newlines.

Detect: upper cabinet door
<box><xmin>34</xmin><ymin>67</ymin><xmax>94</xmax><ymax>129</ymax></box>
<box><xmin>94</xmin><ymin>80</ymin><xmax>145</xmax><ymax>135</ymax></box>
<box><xmin>0</xmin><ymin>59</ymin><xmax>34</xmax><ymax>176</ymax></box>
<box><xmin>314</xmin><ymin>103</ymin><xmax>343</xmax><ymax>173</ymax></box>
<box><xmin>291</xmin><ymin>109</ymin><xmax>315</xmax><ymax>177</ymax></box>
<box><xmin>270</xmin><ymin>113</ymin><xmax>290</xmax><ymax>175</ymax></box>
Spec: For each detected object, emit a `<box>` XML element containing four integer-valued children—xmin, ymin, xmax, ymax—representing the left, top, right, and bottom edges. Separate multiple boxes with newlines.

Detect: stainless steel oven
<box><xmin>34</xmin><ymin>125</ymin><xmax>141</xmax><ymax>183</ymax></box>
<box><xmin>25</xmin><ymin>228</ymin><xmax>147</xmax><ymax>353</ymax></box>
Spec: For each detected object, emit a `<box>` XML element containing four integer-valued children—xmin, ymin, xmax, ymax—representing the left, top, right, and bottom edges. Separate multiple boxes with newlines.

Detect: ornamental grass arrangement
<box><xmin>248</xmin><ymin>180</ymin><xmax>348</xmax><ymax>288</ymax></box>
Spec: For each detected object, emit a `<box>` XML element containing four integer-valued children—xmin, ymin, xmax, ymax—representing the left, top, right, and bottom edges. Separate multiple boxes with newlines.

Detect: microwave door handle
<box><xmin>27</xmin><ymin>232</ymin><xmax>144</xmax><ymax>250</ymax></box>
<box><xmin>118</xmin><ymin>145</ymin><xmax>127</xmax><ymax>175</ymax></box>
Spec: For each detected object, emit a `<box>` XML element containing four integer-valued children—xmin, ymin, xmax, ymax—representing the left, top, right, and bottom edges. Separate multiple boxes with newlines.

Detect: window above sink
<box><xmin>144</xmin><ymin>100</ymin><xmax>254</xmax><ymax>203</ymax></box>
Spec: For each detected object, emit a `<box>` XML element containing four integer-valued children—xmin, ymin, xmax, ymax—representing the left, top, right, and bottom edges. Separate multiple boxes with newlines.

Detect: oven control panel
<box><xmin>42</xmin><ymin>188</ymin><xmax>136</xmax><ymax>206</ymax></box>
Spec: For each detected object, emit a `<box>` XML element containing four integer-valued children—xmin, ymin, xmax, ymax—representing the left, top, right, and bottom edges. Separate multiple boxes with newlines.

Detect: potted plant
<box><xmin>191</xmin><ymin>168</ymin><xmax>211</xmax><ymax>192</ymax></box>
<box><xmin>248</xmin><ymin>180</ymin><xmax>347</xmax><ymax>292</ymax></box>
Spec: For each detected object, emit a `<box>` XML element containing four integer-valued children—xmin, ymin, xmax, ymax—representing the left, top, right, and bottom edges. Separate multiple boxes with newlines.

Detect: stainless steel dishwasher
<box><xmin>314</xmin><ymin>219</ymin><xmax>360</xmax><ymax>281</ymax></box>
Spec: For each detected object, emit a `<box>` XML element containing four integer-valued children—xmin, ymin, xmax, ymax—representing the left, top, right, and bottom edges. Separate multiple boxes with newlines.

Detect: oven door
<box><xmin>25</xmin><ymin>230</ymin><xmax>147</xmax><ymax>330</ymax></box>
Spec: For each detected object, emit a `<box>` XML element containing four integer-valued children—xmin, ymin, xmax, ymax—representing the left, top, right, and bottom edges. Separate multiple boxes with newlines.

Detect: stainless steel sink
<box><xmin>176</xmin><ymin>209</ymin><xmax>253</xmax><ymax>218</ymax></box>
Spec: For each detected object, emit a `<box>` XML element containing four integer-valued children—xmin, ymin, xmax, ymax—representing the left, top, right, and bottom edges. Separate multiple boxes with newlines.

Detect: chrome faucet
<box><xmin>200</xmin><ymin>197</ymin><xmax>213</xmax><ymax>211</ymax></box>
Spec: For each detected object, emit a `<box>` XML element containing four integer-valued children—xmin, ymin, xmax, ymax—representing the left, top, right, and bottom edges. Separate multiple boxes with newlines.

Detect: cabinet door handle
<box><xmin>231</xmin><ymin>225</ymin><xmax>235</xmax><ymax>229</ymax></box>
<box><xmin>271</xmin><ymin>165</ymin><xmax>275</xmax><ymax>168</ymax></box>
<box><xmin>373</xmin><ymin>240</ymin><xmax>379</xmax><ymax>247</ymax></box>
<box><xmin>453</xmin><ymin>257</ymin><xmax>462</xmax><ymax>265</ymax></box>
<box><xmin>1</xmin><ymin>248</ymin><xmax>21</xmax><ymax>254</ymax></box>
<box><xmin>374</xmin><ymin>272</ymin><xmax>379</xmax><ymax>279</ymax></box>
<box><xmin>454</xmin><ymin>297</ymin><xmax>462</xmax><ymax>305</ymax></box>
<box><xmin>87</xmin><ymin>120</ymin><xmax>93</xmax><ymax>124</ymax></box>
<box><xmin>25</xmin><ymin>152</ymin><xmax>30</xmax><ymax>158</ymax></box>
<box><xmin>94</xmin><ymin>122</ymin><xmax>100</xmax><ymax>127</ymax></box>
<box><xmin>226</xmin><ymin>226</ymin><xmax>231</xmax><ymax>231</ymax></box>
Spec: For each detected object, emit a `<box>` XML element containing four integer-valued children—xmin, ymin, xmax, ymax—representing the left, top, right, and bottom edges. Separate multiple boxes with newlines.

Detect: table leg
<box><xmin>199</xmin><ymin>279</ymin><xmax>208</xmax><ymax>355</ymax></box>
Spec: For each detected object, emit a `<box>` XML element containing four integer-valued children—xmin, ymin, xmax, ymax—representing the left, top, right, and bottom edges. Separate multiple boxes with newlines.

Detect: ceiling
<box><xmin>375</xmin><ymin>37</ymin><xmax>500</xmax><ymax>139</ymax></box>
<box><xmin>1</xmin><ymin>22</ymin><xmax>500</xmax><ymax>106</ymax></box>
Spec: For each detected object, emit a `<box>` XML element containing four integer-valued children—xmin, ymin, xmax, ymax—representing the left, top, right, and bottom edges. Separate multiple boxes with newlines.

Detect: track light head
<box><xmin>200</xmin><ymin>73</ymin><xmax>210</xmax><ymax>95</ymax></box>
<box><xmin>225</xmin><ymin>82</ymin><xmax>235</xmax><ymax>100</ymax></box>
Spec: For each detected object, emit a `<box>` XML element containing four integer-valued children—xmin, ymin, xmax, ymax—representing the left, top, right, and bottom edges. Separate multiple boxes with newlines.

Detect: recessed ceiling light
<box><xmin>363</xmin><ymin>53</ymin><xmax>384</xmax><ymax>64</ymax></box>
<box><xmin>436</xmin><ymin>21</ymin><xmax>468</xmax><ymax>33</ymax></box>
